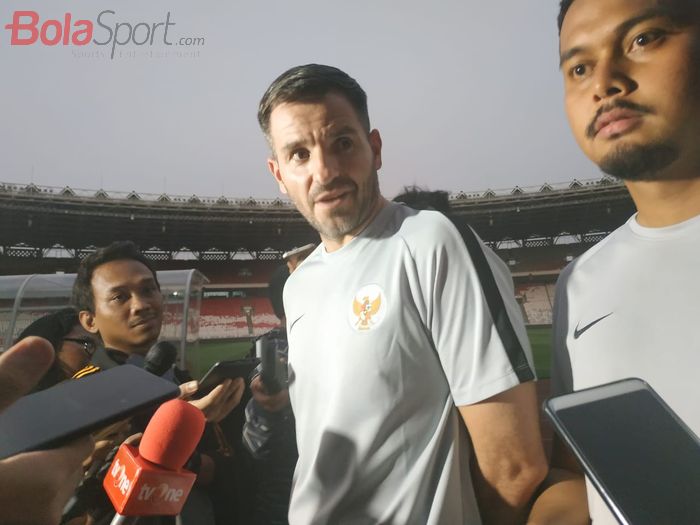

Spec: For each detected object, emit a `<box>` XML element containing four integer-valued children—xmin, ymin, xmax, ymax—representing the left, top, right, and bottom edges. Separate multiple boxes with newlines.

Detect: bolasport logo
<box><xmin>2</xmin><ymin>10</ymin><xmax>205</xmax><ymax>59</ymax></box>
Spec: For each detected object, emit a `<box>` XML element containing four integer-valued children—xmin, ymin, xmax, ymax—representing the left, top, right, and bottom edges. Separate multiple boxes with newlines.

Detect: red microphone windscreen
<box><xmin>138</xmin><ymin>399</ymin><xmax>205</xmax><ymax>470</ymax></box>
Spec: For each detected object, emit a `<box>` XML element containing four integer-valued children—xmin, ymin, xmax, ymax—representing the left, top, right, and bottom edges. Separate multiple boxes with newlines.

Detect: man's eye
<box><xmin>337</xmin><ymin>137</ymin><xmax>353</xmax><ymax>151</ymax></box>
<box><xmin>111</xmin><ymin>293</ymin><xmax>127</xmax><ymax>302</ymax></box>
<box><xmin>631</xmin><ymin>29</ymin><xmax>665</xmax><ymax>49</ymax></box>
<box><xmin>570</xmin><ymin>64</ymin><xmax>588</xmax><ymax>78</ymax></box>
<box><xmin>291</xmin><ymin>149</ymin><xmax>309</xmax><ymax>162</ymax></box>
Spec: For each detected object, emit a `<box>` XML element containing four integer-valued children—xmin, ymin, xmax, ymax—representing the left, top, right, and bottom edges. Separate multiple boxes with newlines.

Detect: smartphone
<box><xmin>0</xmin><ymin>365</ymin><xmax>179</xmax><ymax>460</ymax></box>
<box><xmin>197</xmin><ymin>358</ymin><xmax>260</xmax><ymax>395</ymax></box>
<box><xmin>545</xmin><ymin>378</ymin><xmax>700</xmax><ymax>525</ymax></box>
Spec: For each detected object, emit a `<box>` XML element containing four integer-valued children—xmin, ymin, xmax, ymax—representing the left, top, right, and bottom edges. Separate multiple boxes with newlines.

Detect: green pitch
<box><xmin>187</xmin><ymin>326</ymin><xmax>553</xmax><ymax>380</ymax></box>
<box><xmin>527</xmin><ymin>326</ymin><xmax>552</xmax><ymax>379</ymax></box>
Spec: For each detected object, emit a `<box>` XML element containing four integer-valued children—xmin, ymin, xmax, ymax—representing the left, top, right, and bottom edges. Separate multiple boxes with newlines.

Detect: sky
<box><xmin>0</xmin><ymin>0</ymin><xmax>603</xmax><ymax>200</ymax></box>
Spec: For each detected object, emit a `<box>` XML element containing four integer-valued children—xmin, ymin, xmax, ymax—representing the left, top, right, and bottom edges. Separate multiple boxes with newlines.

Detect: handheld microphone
<box><xmin>257</xmin><ymin>336</ymin><xmax>282</xmax><ymax>394</ymax></box>
<box><xmin>143</xmin><ymin>341</ymin><xmax>178</xmax><ymax>377</ymax></box>
<box><xmin>103</xmin><ymin>399</ymin><xmax>205</xmax><ymax>521</ymax></box>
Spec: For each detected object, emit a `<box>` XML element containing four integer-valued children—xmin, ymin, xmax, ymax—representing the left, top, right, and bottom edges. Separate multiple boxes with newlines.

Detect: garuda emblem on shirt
<box><xmin>349</xmin><ymin>284</ymin><xmax>386</xmax><ymax>332</ymax></box>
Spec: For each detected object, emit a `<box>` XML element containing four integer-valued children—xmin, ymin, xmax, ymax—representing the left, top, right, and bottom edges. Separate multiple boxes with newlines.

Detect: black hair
<box><xmin>559</xmin><ymin>0</ymin><xmax>700</xmax><ymax>33</ymax></box>
<box><xmin>16</xmin><ymin>308</ymin><xmax>80</xmax><ymax>391</ymax></box>
<box><xmin>72</xmin><ymin>241</ymin><xmax>159</xmax><ymax>313</ymax></box>
<box><xmin>268</xmin><ymin>264</ymin><xmax>290</xmax><ymax>321</ymax></box>
<box><xmin>17</xmin><ymin>308</ymin><xmax>79</xmax><ymax>352</ymax></box>
<box><xmin>558</xmin><ymin>0</ymin><xmax>575</xmax><ymax>33</ymax></box>
<box><xmin>258</xmin><ymin>64</ymin><xmax>370</xmax><ymax>144</ymax></box>
<box><xmin>392</xmin><ymin>185</ymin><xmax>452</xmax><ymax>216</ymax></box>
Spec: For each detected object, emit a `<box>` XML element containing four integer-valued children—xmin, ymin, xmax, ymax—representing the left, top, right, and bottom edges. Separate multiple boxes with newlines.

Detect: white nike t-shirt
<box><xmin>552</xmin><ymin>212</ymin><xmax>700</xmax><ymax>524</ymax></box>
<box><xmin>284</xmin><ymin>202</ymin><xmax>535</xmax><ymax>524</ymax></box>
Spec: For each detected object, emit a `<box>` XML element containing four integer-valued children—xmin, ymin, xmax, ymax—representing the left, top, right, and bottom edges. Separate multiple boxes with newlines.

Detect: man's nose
<box><xmin>591</xmin><ymin>55</ymin><xmax>636</xmax><ymax>103</ymax></box>
<box><xmin>311</xmin><ymin>149</ymin><xmax>341</xmax><ymax>186</ymax></box>
<box><xmin>130</xmin><ymin>293</ymin><xmax>151</xmax><ymax>313</ymax></box>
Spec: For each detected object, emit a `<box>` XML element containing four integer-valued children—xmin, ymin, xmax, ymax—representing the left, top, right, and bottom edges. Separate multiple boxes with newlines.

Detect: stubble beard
<box><xmin>303</xmin><ymin>170</ymin><xmax>380</xmax><ymax>241</ymax></box>
<box><xmin>599</xmin><ymin>141</ymin><xmax>680</xmax><ymax>181</ymax></box>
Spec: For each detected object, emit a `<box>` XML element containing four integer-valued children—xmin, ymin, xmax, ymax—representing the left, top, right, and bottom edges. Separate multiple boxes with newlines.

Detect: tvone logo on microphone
<box><xmin>137</xmin><ymin>483</ymin><xmax>185</xmax><ymax>503</ymax></box>
<box><xmin>110</xmin><ymin>458</ymin><xmax>133</xmax><ymax>496</ymax></box>
<box><xmin>3</xmin><ymin>10</ymin><xmax>205</xmax><ymax>59</ymax></box>
<box><xmin>110</xmin><ymin>458</ymin><xmax>184</xmax><ymax>502</ymax></box>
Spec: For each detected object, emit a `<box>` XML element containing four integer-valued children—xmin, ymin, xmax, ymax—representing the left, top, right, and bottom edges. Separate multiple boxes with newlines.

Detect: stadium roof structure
<box><xmin>0</xmin><ymin>178</ymin><xmax>634</xmax><ymax>261</ymax></box>
<box><xmin>448</xmin><ymin>177</ymin><xmax>635</xmax><ymax>249</ymax></box>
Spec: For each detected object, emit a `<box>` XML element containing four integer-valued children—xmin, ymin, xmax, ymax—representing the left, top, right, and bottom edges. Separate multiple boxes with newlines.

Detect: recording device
<box><xmin>545</xmin><ymin>378</ymin><xmax>700</xmax><ymax>525</ymax></box>
<box><xmin>0</xmin><ymin>365</ymin><xmax>179</xmax><ymax>460</ymax></box>
<box><xmin>104</xmin><ymin>399</ymin><xmax>205</xmax><ymax>521</ymax></box>
<box><xmin>257</xmin><ymin>335</ymin><xmax>282</xmax><ymax>394</ymax></box>
<box><xmin>143</xmin><ymin>341</ymin><xmax>178</xmax><ymax>377</ymax></box>
<box><xmin>196</xmin><ymin>358</ymin><xmax>260</xmax><ymax>395</ymax></box>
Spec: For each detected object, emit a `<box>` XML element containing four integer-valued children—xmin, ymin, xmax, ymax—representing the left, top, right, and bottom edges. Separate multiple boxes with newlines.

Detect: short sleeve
<box><xmin>407</xmin><ymin>213</ymin><xmax>536</xmax><ymax>406</ymax></box>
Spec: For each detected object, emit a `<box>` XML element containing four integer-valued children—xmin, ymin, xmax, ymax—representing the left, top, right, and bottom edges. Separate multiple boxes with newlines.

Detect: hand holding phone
<box><xmin>196</xmin><ymin>358</ymin><xmax>260</xmax><ymax>395</ymax></box>
<box><xmin>0</xmin><ymin>337</ymin><xmax>96</xmax><ymax>525</ymax></box>
<box><xmin>0</xmin><ymin>363</ymin><xmax>179</xmax><ymax>460</ymax></box>
<box><xmin>187</xmin><ymin>377</ymin><xmax>246</xmax><ymax>423</ymax></box>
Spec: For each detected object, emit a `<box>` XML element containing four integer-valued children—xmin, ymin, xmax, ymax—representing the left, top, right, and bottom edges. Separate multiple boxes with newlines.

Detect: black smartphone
<box><xmin>0</xmin><ymin>364</ymin><xmax>179</xmax><ymax>460</ymax></box>
<box><xmin>545</xmin><ymin>378</ymin><xmax>700</xmax><ymax>525</ymax></box>
<box><xmin>197</xmin><ymin>358</ymin><xmax>260</xmax><ymax>395</ymax></box>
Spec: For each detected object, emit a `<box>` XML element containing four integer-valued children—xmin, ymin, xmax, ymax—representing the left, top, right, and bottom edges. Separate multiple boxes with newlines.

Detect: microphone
<box><xmin>103</xmin><ymin>399</ymin><xmax>205</xmax><ymax>522</ymax></box>
<box><xmin>257</xmin><ymin>336</ymin><xmax>282</xmax><ymax>394</ymax></box>
<box><xmin>143</xmin><ymin>341</ymin><xmax>178</xmax><ymax>377</ymax></box>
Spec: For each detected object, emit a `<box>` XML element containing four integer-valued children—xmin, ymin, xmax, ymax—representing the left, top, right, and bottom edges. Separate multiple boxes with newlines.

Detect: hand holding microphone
<box><xmin>258</xmin><ymin>336</ymin><xmax>283</xmax><ymax>395</ymax></box>
<box><xmin>250</xmin><ymin>336</ymin><xmax>290</xmax><ymax>413</ymax></box>
<box><xmin>103</xmin><ymin>399</ymin><xmax>205</xmax><ymax>522</ymax></box>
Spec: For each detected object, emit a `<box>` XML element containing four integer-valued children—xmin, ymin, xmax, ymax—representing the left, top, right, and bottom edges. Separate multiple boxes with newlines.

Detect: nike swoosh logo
<box><xmin>288</xmin><ymin>313</ymin><xmax>305</xmax><ymax>333</ymax></box>
<box><xmin>574</xmin><ymin>313</ymin><xmax>613</xmax><ymax>339</ymax></box>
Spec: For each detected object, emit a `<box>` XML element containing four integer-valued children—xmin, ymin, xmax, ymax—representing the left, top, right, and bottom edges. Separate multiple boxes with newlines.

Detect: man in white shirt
<box><xmin>530</xmin><ymin>1</ymin><xmax>700</xmax><ymax>523</ymax></box>
<box><xmin>257</xmin><ymin>63</ymin><xmax>547</xmax><ymax>524</ymax></box>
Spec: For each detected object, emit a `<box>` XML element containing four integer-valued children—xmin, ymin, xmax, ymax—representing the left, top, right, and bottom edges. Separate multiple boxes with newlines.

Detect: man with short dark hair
<box><xmin>529</xmin><ymin>1</ymin><xmax>700</xmax><ymax>523</ymax></box>
<box><xmin>70</xmin><ymin>241</ymin><xmax>244</xmax><ymax>523</ymax></box>
<box><xmin>259</xmin><ymin>64</ymin><xmax>547</xmax><ymax>524</ymax></box>
<box><xmin>73</xmin><ymin>240</ymin><xmax>243</xmax><ymax>419</ymax></box>
<box><xmin>73</xmin><ymin>241</ymin><xmax>163</xmax><ymax>362</ymax></box>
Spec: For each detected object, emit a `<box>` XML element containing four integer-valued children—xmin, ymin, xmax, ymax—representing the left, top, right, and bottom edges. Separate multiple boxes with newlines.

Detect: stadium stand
<box><xmin>0</xmin><ymin>178</ymin><xmax>637</xmax><ymax>338</ymax></box>
<box><xmin>200</xmin><ymin>296</ymin><xmax>277</xmax><ymax>339</ymax></box>
<box><xmin>516</xmin><ymin>284</ymin><xmax>557</xmax><ymax>325</ymax></box>
<box><xmin>498</xmin><ymin>245</ymin><xmax>588</xmax><ymax>274</ymax></box>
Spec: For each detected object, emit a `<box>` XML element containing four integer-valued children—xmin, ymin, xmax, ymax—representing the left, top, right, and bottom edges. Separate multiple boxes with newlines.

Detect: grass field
<box><xmin>188</xmin><ymin>325</ymin><xmax>553</xmax><ymax>380</ymax></box>
<box><xmin>527</xmin><ymin>326</ymin><xmax>552</xmax><ymax>379</ymax></box>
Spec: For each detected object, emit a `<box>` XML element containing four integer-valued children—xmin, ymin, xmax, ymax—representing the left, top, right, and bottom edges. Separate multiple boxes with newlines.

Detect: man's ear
<box><xmin>369</xmin><ymin>129</ymin><xmax>383</xmax><ymax>171</ymax></box>
<box><xmin>79</xmin><ymin>310</ymin><xmax>99</xmax><ymax>335</ymax></box>
<box><xmin>267</xmin><ymin>157</ymin><xmax>288</xmax><ymax>195</ymax></box>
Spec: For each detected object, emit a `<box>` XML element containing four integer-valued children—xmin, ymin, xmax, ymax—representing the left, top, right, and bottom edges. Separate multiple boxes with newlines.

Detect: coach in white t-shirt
<box><xmin>256</xmin><ymin>64</ymin><xmax>547</xmax><ymax>524</ymax></box>
<box><xmin>530</xmin><ymin>1</ymin><xmax>700</xmax><ymax>524</ymax></box>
